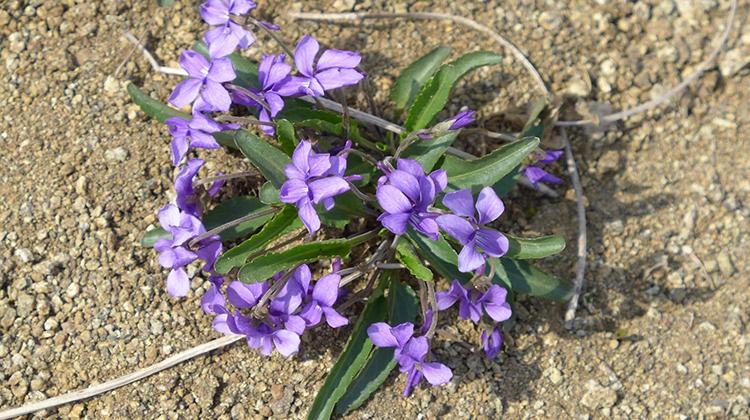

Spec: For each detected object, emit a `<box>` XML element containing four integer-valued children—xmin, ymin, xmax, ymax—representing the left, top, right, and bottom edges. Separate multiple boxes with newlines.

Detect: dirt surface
<box><xmin>1</xmin><ymin>0</ymin><xmax>749</xmax><ymax>418</ymax></box>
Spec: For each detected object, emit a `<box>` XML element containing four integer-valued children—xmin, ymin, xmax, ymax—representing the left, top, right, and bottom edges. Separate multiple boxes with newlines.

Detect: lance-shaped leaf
<box><xmin>318</xmin><ymin>192</ymin><xmax>369</xmax><ymax>230</ymax></box>
<box><xmin>308</xmin><ymin>276</ymin><xmax>389</xmax><ymax>420</ymax></box>
<box><xmin>404</xmin><ymin>51</ymin><xmax>502</xmax><ymax>132</ymax></box>
<box><xmin>406</xmin><ymin>230</ymin><xmax>470</xmax><ymax>283</ymax></box>
<box><xmin>127</xmin><ymin>83</ymin><xmax>189</xmax><ymax>123</ymax></box>
<box><xmin>259</xmin><ymin>182</ymin><xmax>281</xmax><ymax>205</ymax></box>
<box><xmin>275</xmin><ymin>119</ymin><xmax>298</xmax><ymax>156</ymax></box>
<box><xmin>401</xmin><ymin>130</ymin><xmax>459</xmax><ymax>172</ymax></box>
<box><xmin>490</xmin><ymin>258</ymin><xmax>573</xmax><ymax>301</ymax></box>
<box><xmin>202</xmin><ymin>196</ymin><xmax>273</xmax><ymax>242</ymax></box>
<box><xmin>335</xmin><ymin>275</ymin><xmax>418</xmax><ymax>414</ymax></box>
<box><xmin>441</xmin><ymin>137</ymin><xmax>539</xmax><ymax>192</ymax></box>
<box><xmin>214</xmin><ymin>206</ymin><xmax>301</xmax><ymax>274</ymax></box>
<box><xmin>505</xmin><ymin>235</ymin><xmax>566</xmax><ymax>260</ymax></box>
<box><xmin>395</xmin><ymin>239</ymin><xmax>433</xmax><ymax>282</ymax></box>
<box><xmin>390</xmin><ymin>46</ymin><xmax>452</xmax><ymax>111</ymax></box>
<box><xmin>141</xmin><ymin>227</ymin><xmax>169</xmax><ymax>247</ymax></box>
<box><xmin>238</xmin><ymin>230</ymin><xmax>375</xmax><ymax>282</ymax></box>
<box><xmin>233</xmin><ymin>129</ymin><xmax>290</xmax><ymax>189</ymax></box>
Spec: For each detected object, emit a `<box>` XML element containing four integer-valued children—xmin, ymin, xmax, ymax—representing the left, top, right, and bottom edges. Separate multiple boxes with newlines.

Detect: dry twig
<box><xmin>0</xmin><ymin>335</ymin><xmax>244</xmax><ymax>420</ymax></box>
<box><xmin>122</xmin><ymin>31</ymin><xmax>188</xmax><ymax>76</ymax></box>
<box><xmin>561</xmin><ymin>128</ymin><xmax>587</xmax><ymax>325</ymax></box>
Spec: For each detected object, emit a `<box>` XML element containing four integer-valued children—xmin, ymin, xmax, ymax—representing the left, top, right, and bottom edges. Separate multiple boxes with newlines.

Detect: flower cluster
<box><xmin>146</xmin><ymin>0</ymin><xmax>566</xmax><ymax>402</ymax></box>
<box><xmin>207</xmin><ymin>264</ymin><xmax>348</xmax><ymax>356</ymax></box>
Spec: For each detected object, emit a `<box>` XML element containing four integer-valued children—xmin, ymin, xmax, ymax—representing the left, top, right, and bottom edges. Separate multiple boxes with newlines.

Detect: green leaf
<box><xmin>318</xmin><ymin>192</ymin><xmax>368</xmax><ymax>229</ymax></box>
<box><xmin>490</xmin><ymin>258</ymin><xmax>573</xmax><ymax>301</ymax></box>
<box><xmin>276</xmin><ymin>119</ymin><xmax>298</xmax><ymax>155</ymax></box>
<box><xmin>505</xmin><ymin>235</ymin><xmax>566</xmax><ymax>260</ymax></box>
<box><xmin>492</xmin><ymin>169</ymin><xmax>521</xmax><ymax>197</ymax></box>
<box><xmin>214</xmin><ymin>206</ymin><xmax>301</xmax><ymax>274</ymax></box>
<box><xmin>233</xmin><ymin>130</ymin><xmax>290</xmax><ymax>188</ymax></box>
<box><xmin>335</xmin><ymin>275</ymin><xmax>418</xmax><ymax>414</ymax></box>
<box><xmin>127</xmin><ymin>83</ymin><xmax>189</xmax><ymax>123</ymax></box>
<box><xmin>402</xmin><ymin>130</ymin><xmax>459</xmax><ymax>172</ymax></box>
<box><xmin>259</xmin><ymin>182</ymin><xmax>281</xmax><ymax>205</ymax></box>
<box><xmin>441</xmin><ymin>137</ymin><xmax>539</xmax><ymax>192</ymax></box>
<box><xmin>390</xmin><ymin>46</ymin><xmax>452</xmax><ymax>111</ymax></box>
<box><xmin>519</xmin><ymin>99</ymin><xmax>547</xmax><ymax>139</ymax></box>
<box><xmin>395</xmin><ymin>240</ymin><xmax>433</xmax><ymax>282</ymax></box>
<box><xmin>406</xmin><ymin>230</ymin><xmax>470</xmax><ymax>283</ymax></box>
<box><xmin>238</xmin><ymin>231</ymin><xmax>374</xmax><ymax>282</ymax></box>
<box><xmin>202</xmin><ymin>196</ymin><xmax>273</xmax><ymax>242</ymax></box>
<box><xmin>141</xmin><ymin>227</ymin><xmax>168</xmax><ymax>247</ymax></box>
<box><xmin>157</xmin><ymin>0</ymin><xmax>175</xmax><ymax>6</ymax></box>
<box><xmin>308</xmin><ymin>277</ymin><xmax>389</xmax><ymax>420</ymax></box>
<box><xmin>404</xmin><ymin>51</ymin><xmax>502</xmax><ymax>131</ymax></box>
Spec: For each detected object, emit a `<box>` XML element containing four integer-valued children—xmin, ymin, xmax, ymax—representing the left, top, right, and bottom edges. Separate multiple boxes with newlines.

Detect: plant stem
<box><xmin>189</xmin><ymin>207</ymin><xmax>277</xmax><ymax>247</ymax></box>
<box><xmin>193</xmin><ymin>171</ymin><xmax>257</xmax><ymax>186</ymax></box>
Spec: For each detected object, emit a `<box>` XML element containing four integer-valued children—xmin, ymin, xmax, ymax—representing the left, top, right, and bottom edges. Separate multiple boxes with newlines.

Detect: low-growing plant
<box><xmin>130</xmin><ymin>1</ymin><xmax>572</xmax><ymax>417</ymax></box>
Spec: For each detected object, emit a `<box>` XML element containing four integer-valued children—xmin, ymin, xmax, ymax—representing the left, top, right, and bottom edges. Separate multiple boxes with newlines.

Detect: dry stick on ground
<box><xmin>556</xmin><ymin>0</ymin><xmax>737</xmax><ymax>127</ymax></box>
<box><xmin>122</xmin><ymin>31</ymin><xmax>189</xmax><ymax>76</ymax></box>
<box><xmin>0</xmin><ymin>335</ymin><xmax>244</xmax><ymax>420</ymax></box>
<box><xmin>561</xmin><ymin>127</ymin><xmax>587</xmax><ymax>325</ymax></box>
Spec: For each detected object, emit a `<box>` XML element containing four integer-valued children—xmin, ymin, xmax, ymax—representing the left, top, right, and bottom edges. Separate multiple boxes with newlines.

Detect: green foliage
<box><xmin>233</xmin><ymin>130</ymin><xmax>290</xmax><ymax>189</ymax></box>
<box><xmin>238</xmin><ymin>231</ymin><xmax>374</xmax><ymax>282</ymax></box>
<box><xmin>441</xmin><ymin>137</ymin><xmax>539</xmax><ymax>192</ymax></box>
<box><xmin>505</xmin><ymin>235</ymin><xmax>566</xmax><ymax>260</ymax></box>
<box><xmin>491</xmin><ymin>258</ymin><xmax>573</xmax><ymax>301</ymax></box>
<box><xmin>275</xmin><ymin>119</ymin><xmax>298</xmax><ymax>155</ymax></box>
<box><xmin>307</xmin><ymin>276</ymin><xmax>389</xmax><ymax>420</ymax></box>
<box><xmin>202</xmin><ymin>196</ymin><xmax>273</xmax><ymax>241</ymax></box>
<box><xmin>395</xmin><ymin>240</ymin><xmax>433</xmax><ymax>282</ymax></box>
<box><xmin>402</xmin><ymin>131</ymin><xmax>459</xmax><ymax>172</ymax></box>
<box><xmin>390</xmin><ymin>46</ymin><xmax>452</xmax><ymax>111</ymax></box>
<box><xmin>214</xmin><ymin>206</ymin><xmax>301</xmax><ymax>274</ymax></box>
<box><xmin>335</xmin><ymin>275</ymin><xmax>418</xmax><ymax>414</ymax></box>
<box><xmin>127</xmin><ymin>83</ymin><xmax>188</xmax><ymax>123</ymax></box>
<box><xmin>406</xmin><ymin>230</ymin><xmax>470</xmax><ymax>283</ymax></box>
<box><xmin>404</xmin><ymin>51</ymin><xmax>502</xmax><ymax>132</ymax></box>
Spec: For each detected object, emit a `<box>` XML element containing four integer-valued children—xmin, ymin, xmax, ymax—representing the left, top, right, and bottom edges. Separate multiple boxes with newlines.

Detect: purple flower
<box><xmin>279</xmin><ymin>141</ymin><xmax>351</xmax><ymax>234</ymax></box>
<box><xmin>436</xmin><ymin>280</ymin><xmax>512</xmax><ymax>324</ymax></box>
<box><xmin>376</xmin><ymin>159</ymin><xmax>447</xmax><ymax>240</ymax></box>
<box><xmin>367</xmin><ymin>322</ymin><xmax>452</xmax><ymax>396</ymax></box>
<box><xmin>243</xmin><ymin>317</ymin><xmax>301</xmax><ymax>357</ymax></box>
<box><xmin>166</xmin><ymin>111</ymin><xmax>222</xmax><ymax>165</ymax></box>
<box><xmin>285</xmin><ymin>35</ymin><xmax>364</xmax><ymax>97</ymax></box>
<box><xmin>201</xmin><ymin>275</ymin><xmax>227</xmax><ymax>315</ymax></box>
<box><xmin>154</xmin><ymin>204</ymin><xmax>202</xmax><ymax>297</ymax></box>
<box><xmin>200</xmin><ymin>0</ymin><xmax>256</xmax><ymax>58</ymax></box>
<box><xmin>174</xmin><ymin>158</ymin><xmax>205</xmax><ymax>216</ymax></box>
<box><xmin>299</xmin><ymin>273</ymin><xmax>348</xmax><ymax>328</ymax></box>
<box><xmin>481</xmin><ymin>326</ymin><xmax>504</xmax><ymax>359</ymax></box>
<box><xmin>448</xmin><ymin>109</ymin><xmax>476</xmax><ymax>130</ymax></box>
<box><xmin>169</xmin><ymin>50</ymin><xmax>236</xmax><ymax>111</ymax></box>
<box><xmin>523</xmin><ymin>149</ymin><xmax>563</xmax><ymax>189</ymax></box>
<box><xmin>436</xmin><ymin>187</ymin><xmax>509</xmax><ymax>272</ymax></box>
<box><xmin>231</xmin><ymin>54</ymin><xmax>297</xmax><ymax>136</ymax></box>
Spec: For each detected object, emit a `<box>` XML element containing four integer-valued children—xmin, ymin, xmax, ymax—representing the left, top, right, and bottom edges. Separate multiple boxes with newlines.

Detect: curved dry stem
<box><xmin>561</xmin><ymin>128</ymin><xmax>587</xmax><ymax>325</ymax></box>
<box><xmin>556</xmin><ymin>0</ymin><xmax>737</xmax><ymax>127</ymax></box>
<box><xmin>0</xmin><ymin>335</ymin><xmax>244</xmax><ymax>420</ymax></box>
<box><xmin>288</xmin><ymin>11</ymin><xmax>550</xmax><ymax>97</ymax></box>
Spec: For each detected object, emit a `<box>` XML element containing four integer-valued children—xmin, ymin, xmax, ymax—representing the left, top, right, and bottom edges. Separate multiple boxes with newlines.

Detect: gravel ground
<box><xmin>1</xmin><ymin>0</ymin><xmax>749</xmax><ymax>418</ymax></box>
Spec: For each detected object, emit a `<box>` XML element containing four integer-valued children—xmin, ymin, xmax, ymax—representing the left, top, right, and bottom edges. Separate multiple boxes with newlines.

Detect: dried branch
<box><xmin>0</xmin><ymin>335</ymin><xmax>243</xmax><ymax>420</ymax></box>
<box><xmin>561</xmin><ymin>128</ymin><xmax>587</xmax><ymax>325</ymax></box>
<box><xmin>122</xmin><ymin>31</ymin><xmax>187</xmax><ymax>76</ymax></box>
<box><xmin>288</xmin><ymin>11</ymin><xmax>550</xmax><ymax>97</ymax></box>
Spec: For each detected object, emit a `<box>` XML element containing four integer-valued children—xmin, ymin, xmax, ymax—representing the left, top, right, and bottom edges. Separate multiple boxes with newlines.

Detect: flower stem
<box><xmin>193</xmin><ymin>171</ymin><xmax>256</xmax><ymax>186</ymax></box>
<box><xmin>189</xmin><ymin>207</ymin><xmax>278</xmax><ymax>247</ymax></box>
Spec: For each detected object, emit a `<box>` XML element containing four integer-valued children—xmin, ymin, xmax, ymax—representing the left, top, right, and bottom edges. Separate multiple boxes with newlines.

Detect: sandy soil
<box><xmin>1</xmin><ymin>0</ymin><xmax>748</xmax><ymax>418</ymax></box>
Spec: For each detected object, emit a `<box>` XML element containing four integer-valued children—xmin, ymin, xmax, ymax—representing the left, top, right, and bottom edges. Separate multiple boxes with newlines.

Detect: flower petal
<box><xmin>294</xmin><ymin>35</ymin><xmax>319</xmax><ymax>77</ymax></box>
<box><xmin>377</xmin><ymin>184</ymin><xmax>413</xmax><ymax>214</ymax></box>
<box><xmin>309</xmin><ymin>177</ymin><xmax>349</xmax><ymax>204</ymax></box>
<box><xmin>272</xmin><ymin>329</ymin><xmax>301</xmax><ymax>357</ymax></box>
<box><xmin>208</xmin><ymin>57</ymin><xmax>237</xmax><ymax>82</ymax></box>
<box><xmin>442</xmin><ymin>189</ymin><xmax>474</xmax><ymax>218</ymax></box>
<box><xmin>387</xmin><ymin>170</ymin><xmax>421</xmax><ymax>203</ymax></box>
<box><xmin>474</xmin><ymin>228</ymin><xmax>509</xmax><ymax>257</ymax></box>
<box><xmin>367</xmin><ymin>322</ymin><xmax>399</xmax><ymax>348</ymax></box>
<box><xmin>205</xmin><ymin>25</ymin><xmax>240</xmax><ymax>59</ymax></box>
<box><xmin>316</xmin><ymin>49</ymin><xmax>361</xmax><ymax>70</ymax></box>
<box><xmin>391</xmin><ymin>323</ymin><xmax>415</xmax><ymax>348</ymax></box>
<box><xmin>279</xmin><ymin>178</ymin><xmax>309</xmax><ymax>204</ymax></box>
<box><xmin>421</xmin><ymin>362</ymin><xmax>452</xmax><ymax>385</ymax></box>
<box><xmin>395</xmin><ymin>159</ymin><xmax>425</xmax><ymax>177</ymax></box>
<box><xmin>457</xmin><ymin>242</ymin><xmax>485</xmax><ymax>273</ymax></box>
<box><xmin>312</xmin><ymin>273</ymin><xmax>341</xmax><ymax>307</ymax></box>
<box><xmin>475</xmin><ymin>186</ymin><xmax>504</xmax><ymax>224</ymax></box>
<box><xmin>200</xmin><ymin>80</ymin><xmax>232</xmax><ymax>112</ymax></box>
<box><xmin>322</xmin><ymin>307</ymin><xmax>349</xmax><ymax>328</ymax></box>
<box><xmin>315</xmin><ymin>68</ymin><xmax>364</xmax><ymax>91</ymax></box>
<box><xmin>297</xmin><ymin>198</ymin><xmax>320</xmax><ymax>234</ymax></box>
<box><xmin>168</xmin><ymin>78</ymin><xmax>201</xmax><ymax>108</ymax></box>
<box><xmin>166</xmin><ymin>268</ymin><xmax>190</xmax><ymax>297</ymax></box>
<box><xmin>379</xmin><ymin>212</ymin><xmax>410</xmax><ymax>235</ymax></box>
<box><xmin>401</xmin><ymin>336</ymin><xmax>428</xmax><ymax>361</ymax></box>
<box><xmin>179</xmin><ymin>50</ymin><xmax>209</xmax><ymax>77</ymax></box>
<box><xmin>291</xmin><ymin>140</ymin><xmax>312</xmax><ymax>174</ymax></box>
<box><xmin>436</xmin><ymin>214</ymin><xmax>475</xmax><ymax>245</ymax></box>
